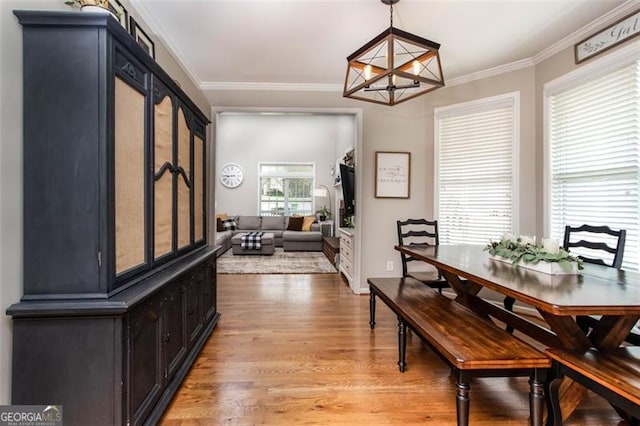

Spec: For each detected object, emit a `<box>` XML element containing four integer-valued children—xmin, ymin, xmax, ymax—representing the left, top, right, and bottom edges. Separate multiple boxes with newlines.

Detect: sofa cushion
<box><xmin>238</xmin><ymin>215</ymin><xmax>261</xmax><ymax>230</ymax></box>
<box><xmin>216</xmin><ymin>217</ymin><xmax>225</xmax><ymax>232</ymax></box>
<box><xmin>261</xmin><ymin>215</ymin><xmax>285</xmax><ymax>230</ymax></box>
<box><xmin>302</xmin><ymin>216</ymin><xmax>315</xmax><ymax>231</ymax></box>
<box><xmin>283</xmin><ymin>230</ymin><xmax>322</xmax><ymax>242</ymax></box>
<box><xmin>287</xmin><ymin>216</ymin><xmax>304</xmax><ymax>231</ymax></box>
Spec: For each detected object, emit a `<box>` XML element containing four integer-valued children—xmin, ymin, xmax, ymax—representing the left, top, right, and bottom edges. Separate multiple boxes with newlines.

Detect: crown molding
<box><xmin>129</xmin><ymin>0</ymin><xmax>639</xmax><ymax>95</ymax></box>
<box><xmin>533</xmin><ymin>0</ymin><xmax>640</xmax><ymax>64</ymax></box>
<box><xmin>129</xmin><ymin>0</ymin><xmax>203</xmax><ymax>88</ymax></box>
<box><xmin>446</xmin><ymin>58</ymin><xmax>535</xmax><ymax>87</ymax></box>
<box><xmin>200</xmin><ymin>81</ymin><xmax>343</xmax><ymax>92</ymax></box>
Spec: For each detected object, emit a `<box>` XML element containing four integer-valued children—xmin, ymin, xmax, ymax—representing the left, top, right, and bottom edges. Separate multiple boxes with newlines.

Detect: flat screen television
<box><xmin>340</xmin><ymin>164</ymin><xmax>355</xmax><ymax>217</ymax></box>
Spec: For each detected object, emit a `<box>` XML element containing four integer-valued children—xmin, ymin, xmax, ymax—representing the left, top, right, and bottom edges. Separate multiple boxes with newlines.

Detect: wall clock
<box><xmin>220</xmin><ymin>163</ymin><xmax>244</xmax><ymax>188</ymax></box>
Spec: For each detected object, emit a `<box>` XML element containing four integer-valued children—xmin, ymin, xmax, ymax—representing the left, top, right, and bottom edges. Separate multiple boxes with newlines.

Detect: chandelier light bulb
<box><xmin>364</xmin><ymin>64</ymin><xmax>372</xmax><ymax>80</ymax></box>
<box><xmin>412</xmin><ymin>60</ymin><xmax>421</xmax><ymax>75</ymax></box>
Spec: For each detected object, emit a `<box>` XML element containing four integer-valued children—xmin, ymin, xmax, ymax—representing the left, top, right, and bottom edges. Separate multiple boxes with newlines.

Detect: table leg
<box><xmin>590</xmin><ymin>315</ymin><xmax>639</xmax><ymax>348</ymax></box>
<box><xmin>369</xmin><ymin>292</ymin><xmax>376</xmax><ymax>329</ymax></box>
<box><xmin>440</xmin><ymin>270</ymin><xmax>482</xmax><ymax>297</ymax></box>
<box><xmin>538</xmin><ymin>312</ymin><xmax>640</xmax><ymax>423</ymax></box>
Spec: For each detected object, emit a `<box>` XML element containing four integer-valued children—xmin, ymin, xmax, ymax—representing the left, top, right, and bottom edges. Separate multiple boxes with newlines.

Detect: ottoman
<box><xmin>283</xmin><ymin>230</ymin><xmax>323</xmax><ymax>251</ymax></box>
<box><xmin>232</xmin><ymin>232</ymin><xmax>275</xmax><ymax>255</ymax></box>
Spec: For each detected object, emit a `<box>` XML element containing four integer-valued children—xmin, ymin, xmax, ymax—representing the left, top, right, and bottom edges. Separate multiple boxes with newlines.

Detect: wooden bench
<box><xmin>368</xmin><ymin>277</ymin><xmax>551</xmax><ymax>426</ymax></box>
<box><xmin>547</xmin><ymin>347</ymin><xmax>640</xmax><ymax>425</ymax></box>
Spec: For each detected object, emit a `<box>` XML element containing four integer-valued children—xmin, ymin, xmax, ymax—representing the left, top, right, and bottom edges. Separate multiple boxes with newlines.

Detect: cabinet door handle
<box><xmin>187</xmin><ymin>310</ymin><xmax>194</xmax><ymax>316</ymax></box>
<box><xmin>162</xmin><ymin>333</ymin><xmax>170</xmax><ymax>343</ymax></box>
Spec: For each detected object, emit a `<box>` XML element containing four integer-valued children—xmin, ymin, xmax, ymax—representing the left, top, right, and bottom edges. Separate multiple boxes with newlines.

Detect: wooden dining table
<box><xmin>395</xmin><ymin>244</ymin><xmax>640</xmax><ymax>422</ymax></box>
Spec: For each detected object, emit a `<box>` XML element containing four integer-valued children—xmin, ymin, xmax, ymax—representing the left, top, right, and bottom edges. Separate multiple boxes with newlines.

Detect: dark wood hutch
<box><xmin>7</xmin><ymin>10</ymin><xmax>219</xmax><ymax>425</ymax></box>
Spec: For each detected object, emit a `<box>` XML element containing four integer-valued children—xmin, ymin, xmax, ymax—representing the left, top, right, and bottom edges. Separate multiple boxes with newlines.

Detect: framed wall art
<box><xmin>129</xmin><ymin>17</ymin><xmax>155</xmax><ymax>59</ymax></box>
<box><xmin>375</xmin><ymin>151</ymin><xmax>410</xmax><ymax>199</ymax></box>
<box><xmin>574</xmin><ymin>9</ymin><xmax>640</xmax><ymax>64</ymax></box>
<box><xmin>108</xmin><ymin>0</ymin><xmax>128</xmax><ymax>30</ymax></box>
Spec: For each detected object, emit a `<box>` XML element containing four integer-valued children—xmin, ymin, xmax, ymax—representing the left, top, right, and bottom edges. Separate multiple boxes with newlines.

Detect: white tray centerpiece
<box><xmin>485</xmin><ymin>233</ymin><xmax>582</xmax><ymax>275</ymax></box>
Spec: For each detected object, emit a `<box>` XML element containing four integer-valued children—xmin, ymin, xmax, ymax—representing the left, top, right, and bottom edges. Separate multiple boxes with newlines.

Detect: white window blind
<box><xmin>435</xmin><ymin>94</ymin><xmax>518</xmax><ymax>245</ymax></box>
<box><xmin>548</xmin><ymin>60</ymin><xmax>640</xmax><ymax>270</ymax></box>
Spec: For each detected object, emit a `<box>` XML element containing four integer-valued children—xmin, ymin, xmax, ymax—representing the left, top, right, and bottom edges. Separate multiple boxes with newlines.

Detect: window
<box><xmin>546</xmin><ymin>49</ymin><xmax>640</xmax><ymax>270</ymax></box>
<box><xmin>435</xmin><ymin>92</ymin><xmax>519</xmax><ymax>244</ymax></box>
<box><xmin>258</xmin><ymin>163</ymin><xmax>315</xmax><ymax>216</ymax></box>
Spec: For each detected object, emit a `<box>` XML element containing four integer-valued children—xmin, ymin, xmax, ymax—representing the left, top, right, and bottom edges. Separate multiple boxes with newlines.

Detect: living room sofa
<box><xmin>215</xmin><ymin>215</ymin><xmax>323</xmax><ymax>256</ymax></box>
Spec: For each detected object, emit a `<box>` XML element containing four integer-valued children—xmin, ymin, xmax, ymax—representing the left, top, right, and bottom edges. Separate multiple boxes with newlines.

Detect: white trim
<box><xmin>202</xmin><ymin>81</ymin><xmax>343</xmax><ymax>92</ymax></box>
<box><xmin>533</xmin><ymin>0</ymin><xmax>640</xmax><ymax>64</ymax></box>
<box><xmin>213</xmin><ymin>106</ymin><xmax>366</xmax><ymax>294</ymax></box>
<box><xmin>129</xmin><ymin>1</ymin><xmax>639</xmax><ymax>94</ymax></box>
<box><xmin>544</xmin><ymin>38</ymin><xmax>640</xmax><ymax>96</ymax></box>
<box><xmin>129</xmin><ymin>0</ymin><xmax>203</xmax><ymax>88</ymax></box>
<box><xmin>434</xmin><ymin>91</ymin><xmax>521</xmax><ymax>237</ymax></box>
<box><xmin>447</xmin><ymin>59</ymin><xmax>534</xmax><ymax>87</ymax></box>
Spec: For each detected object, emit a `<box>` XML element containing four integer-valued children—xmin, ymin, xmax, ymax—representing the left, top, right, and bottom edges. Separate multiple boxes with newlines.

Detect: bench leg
<box><xmin>529</xmin><ymin>369</ymin><xmax>546</xmax><ymax>426</ymax></box>
<box><xmin>455</xmin><ymin>369</ymin><xmax>471</xmax><ymax>426</ymax></box>
<box><xmin>369</xmin><ymin>292</ymin><xmax>376</xmax><ymax>329</ymax></box>
<box><xmin>397</xmin><ymin>316</ymin><xmax>407</xmax><ymax>373</ymax></box>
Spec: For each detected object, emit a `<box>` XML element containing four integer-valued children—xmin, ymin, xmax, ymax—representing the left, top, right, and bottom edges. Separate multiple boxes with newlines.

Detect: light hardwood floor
<box><xmin>160</xmin><ymin>273</ymin><xmax>623</xmax><ymax>425</ymax></box>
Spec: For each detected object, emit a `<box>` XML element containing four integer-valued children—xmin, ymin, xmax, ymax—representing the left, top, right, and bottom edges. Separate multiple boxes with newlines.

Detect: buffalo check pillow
<box><xmin>222</xmin><ymin>218</ymin><xmax>237</xmax><ymax>230</ymax></box>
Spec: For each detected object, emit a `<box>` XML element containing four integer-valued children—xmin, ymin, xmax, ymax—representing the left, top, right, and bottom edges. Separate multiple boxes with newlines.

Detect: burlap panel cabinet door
<box><xmin>152</xmin><ymin>82</ymin><xmax>208</xmax><ymax>263</ymax></box>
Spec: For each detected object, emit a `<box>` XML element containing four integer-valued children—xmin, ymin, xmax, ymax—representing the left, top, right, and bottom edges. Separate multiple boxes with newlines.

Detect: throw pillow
<box><xmin>222</xmin><ymin>219</ymin><xmax>237</xmax><ymax>230</ymax></box>
<box><xmin>287</xmin><ymin>216</ymin><xmax>304</xmax><ymax>231</ymax></box>
<box><xmin>216</xmin><ymin>213</ymin><xmax>229</xmax><ymax>220</ymax></box>
<box><xmin>302</xmin><ymin>216</ymin><xmax>315</xmax><ymax>232</ymax></box>
<box><xmin>216</xmin><ymin>218</ymin><xmax>225</xmax><ymax>232</ymax></box>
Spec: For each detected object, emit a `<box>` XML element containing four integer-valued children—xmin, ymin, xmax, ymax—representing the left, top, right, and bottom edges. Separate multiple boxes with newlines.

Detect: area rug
<box><xmin>217</xmin><ymin>247</ymin><xmax>338</xmax><ymax>274</ymax></box>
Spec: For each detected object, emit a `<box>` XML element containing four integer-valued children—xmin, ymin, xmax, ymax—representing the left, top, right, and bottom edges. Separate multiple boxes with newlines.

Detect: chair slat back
<box><xmin>397</xmin><ymin>219</ymin><xmax>439</xmax><ymax>277</ymax></box>
<box><xmin>563</xmin><ymin>224</ymin><xmax>626</xmax><ymax>269</ymax></box>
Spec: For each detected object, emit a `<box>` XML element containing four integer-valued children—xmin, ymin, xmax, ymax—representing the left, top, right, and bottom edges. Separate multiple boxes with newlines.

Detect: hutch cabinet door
<box><xmin>194</xmin><ymin>132</ymin><xmax>206</xmax><ymax>244</ymax></box>
<box><xmin>127</xmin><ymin>296</ymin><xmax>163</xmax><ymax>425</ymax></box>
<box><xmin>176</xmin><ymin>106</ymin><xmax>192</xmax><ymax>251</ymax></box>
<box><xmin>113</xmin><ymin>48</ymin><xmax>150</xmax><ymax>281</ymax></box>
<box><xmin>201</xmin><ymin>257</ymin><xmax>216</xmax><ymax>322</ymax></box>
<box><xmin>185</xmin><ymin>266</ymin><xmax>204</xmax><ymax>347</ymax></box>
<box><xmin>162</xmin><ymin>282</ymin><xmax>187</xmax><ymax>383</ymax></box>
<box><xmin>152</xmin><ymin>81</ymin><xmax>175</xmax><ymax>261</ymax></box>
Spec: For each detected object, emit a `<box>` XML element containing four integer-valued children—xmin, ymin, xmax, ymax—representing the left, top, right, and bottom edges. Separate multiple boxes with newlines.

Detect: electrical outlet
<box><xmin>386</xmin><ymin>261</ymin><xmax>394</xmax><ymax>271</ymax></box>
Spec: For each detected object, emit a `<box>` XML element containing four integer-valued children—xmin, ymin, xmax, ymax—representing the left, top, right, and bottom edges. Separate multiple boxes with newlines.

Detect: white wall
<box><xmin>215</xmin><ymin>113</ymin><xmax>354</xmax><ymax>219</ymax></box>
<box><xmin>0</xmin><ymin>0</ymin><xmax>210</xmax><ymax>404</ymax></box>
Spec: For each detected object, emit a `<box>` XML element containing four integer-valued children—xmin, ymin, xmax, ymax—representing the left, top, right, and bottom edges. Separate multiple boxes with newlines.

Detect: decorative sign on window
<box><xmin>375</xmin><ymin>151</ymin><xmax>410</xmax><ymax>199</ymax></box>
<box><xmin>574</xmin><ymin>9</ymin><xmax>640</xmax><ymax>64</ymax></box>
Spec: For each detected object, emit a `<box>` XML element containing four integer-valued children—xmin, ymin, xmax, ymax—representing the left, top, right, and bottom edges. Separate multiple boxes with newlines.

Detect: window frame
<box><xmin>434</xmin><ymin>91</ymin><xmax>520</xmax><ymax>244</ymax></box>
<box><xmin>257</xmin><ymin>162</ymin><xmax>316</xmax><ymax>216</ymax></box>
<box><xmin>543</xmin><ymin>39</ymin><xmax>640</xmax><ymax>240</ymax></box>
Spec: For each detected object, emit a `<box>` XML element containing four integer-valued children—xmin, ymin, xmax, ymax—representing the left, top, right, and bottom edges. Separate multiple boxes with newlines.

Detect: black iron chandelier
<box><xmin>343</xmin><ymin>0</ymin><xmax>445</xmax><ymax>106</ymax></box>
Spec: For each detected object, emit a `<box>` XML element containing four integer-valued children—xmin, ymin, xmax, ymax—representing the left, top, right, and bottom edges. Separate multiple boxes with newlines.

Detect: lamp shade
<box><xmin>313</xmin><ymin>188</ymin><xmax>328</xmax><ymax>197</ymax></box>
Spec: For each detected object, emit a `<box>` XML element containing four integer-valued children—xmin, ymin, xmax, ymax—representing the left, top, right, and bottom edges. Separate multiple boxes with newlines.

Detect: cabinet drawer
<box><xmin>341</xmin><ymin>256</ymin><xmax>353</xmax><ymax>277</ymax></box>
<box><xmin>340</xmin><ymin>234</ymin><xmax>353</xmax><ymax>250</ymax></box>
<box><xmin>341</xmin><ymin>244</ymin><xmax>353</xmax><ymax>263</ymax></box>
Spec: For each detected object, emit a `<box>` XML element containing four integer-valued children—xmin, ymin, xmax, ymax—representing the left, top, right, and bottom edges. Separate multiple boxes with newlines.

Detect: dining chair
<box><xmin>563</xmin><ymin>224</ymin><xmax>638</xmax><ymax>343</ymax></box>
<box><xmin>504</xmin><ymin>224</ymin><xmax>628</xmax><ymax>336</ymax></box>
<box><xmin>396</xmin><ymin>219</ymin><xmax>449</xmax><ymax>292</ymax></box>
<box><xmin>563</xmin><ymin>224</ymin><xmax>626</xmax><ymax>268</ymax></box>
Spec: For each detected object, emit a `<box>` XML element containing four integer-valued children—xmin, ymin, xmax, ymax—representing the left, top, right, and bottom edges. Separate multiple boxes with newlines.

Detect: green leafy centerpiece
<box><xmin>485</xmin><ymin>234</ymin><xmax>582</xmax><ymax>275</ymax></box>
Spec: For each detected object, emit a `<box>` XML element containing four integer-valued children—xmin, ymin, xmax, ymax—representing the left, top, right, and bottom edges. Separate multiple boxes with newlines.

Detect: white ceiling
<box><xmin>132</xmin><ymin>0</ymin><xmax>631</xmax><ymax>91</ymax></box>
